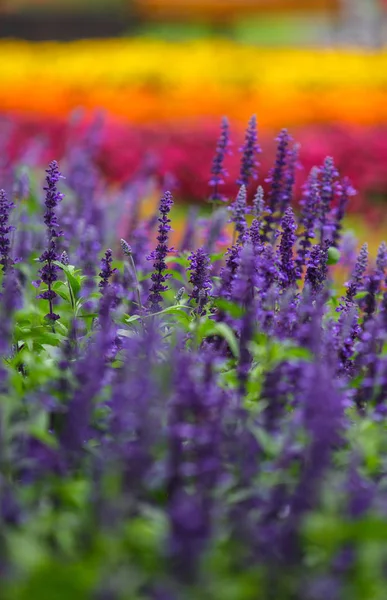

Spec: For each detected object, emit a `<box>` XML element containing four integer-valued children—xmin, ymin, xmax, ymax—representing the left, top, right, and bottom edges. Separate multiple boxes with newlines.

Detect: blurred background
<box><xmin>1</xmin><ymin>0</ymin><xmax>387</xmax><ymax>248</ymax></box>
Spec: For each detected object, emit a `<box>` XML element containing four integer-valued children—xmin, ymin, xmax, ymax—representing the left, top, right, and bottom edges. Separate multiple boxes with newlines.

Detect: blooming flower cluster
<box><xmin>1</xmin><ymin>119</ymin><xmax>387</xmax><ymax>599</ymax></box>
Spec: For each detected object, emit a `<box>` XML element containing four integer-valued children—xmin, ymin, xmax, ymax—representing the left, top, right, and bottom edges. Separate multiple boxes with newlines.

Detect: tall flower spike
<box><xmin>278</xmin><ymin>207</ymin><xmax>297</xmax><ymax>290</ymax></box>
<box><xmin>187</xmin><ymin>247</ymin><xmax>212</xmax><ymax>310</ymax></box>
<box><xmin>376</xmin><ymin>241</ymin><xmax>387</xmax><ymax>279</ymax></box>
<box><xmin>37</xmin><ymin>160</ymin><xmax>65</xmax><ymax>322</ymax></box>
<box><xmin>295</xmin><ymin>168</ymin><xmax>320</xmax><ymax>274</ymax></box>
<box><xmin>343</xmin><ymin>243</ymin><xmax>368</xmax><ymax>308</ymax></box>
<box><xmin>280</xmin><ymin>142</ymin><xmax>299</xmax><ymax>214</ymax></box>
<box><xmin>209</xmin><ymin>117</ymin><xmax>231</xmax><ymax>204</ymax></box>
<box><xmin>230</xmin><ymin>185</ymin><xmax>248</xmax><ymax>243</ymax></box>
<box><xmin>304</xmin><ymin>240</ymin><xmax>330</xmax><ymax>296</ymax></box>
<box><xmin>262</xmin><ymin>129</ymin><xmax>291</xmax><ymax>240</ymax></box>
<box><xmin>99</xmin><ymin>249</ymin><xmax>117</xmax><ymax>293</ymax></box>
<box><xmin>237</xmin><ymin>115</ymin><xmax>261</xmax><ymax>188</ymax></box>
<box><xmin>147</xmin><ymin>191</ymin><xmax>174</xmax><ymax>313</ymax></box>
<box><xmin>319</xmin><ymin>156</ymin><xmax>339</xmax><ymax>243</ymax></box>
<box><xmin>0</xmin><ymin>189</ymin><xmax>15</xmax><ymax>274</ymax></box>
<box><xmin>252</xmin><ymin>185</ymin><xmax>265</xmax><ymax>219</ymax></box>
<box><xmin>218</xmin><ymin>244</ymin><xmax>241</xmax><ymax>300</ymax></box>
<box><xmin>331</xmin><ymin>177</ymin><xmax>354</xmax><ymax>248</ymax></box>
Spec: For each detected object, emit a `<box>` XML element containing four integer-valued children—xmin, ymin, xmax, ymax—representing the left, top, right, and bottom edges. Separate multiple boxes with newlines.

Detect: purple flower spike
<box><xmin>237</xmin><ymin>115</ymin><xmax>261</xmax><ymax>188</ymax></box>
<box><xmin>187</xmin><ymin>247</ymin><xmax>212</xmax><ymax>311</ymax></box>
<box><xmin>296</xmin><ymin>168</ymin><xmax>320</xmax><ymax>273</ymax></box>
<box><xmin>230</xmin><ymin>185</ymin><xmax>248</xmax><ymax>243</ymax></box>
<box><xmin>37</xmin><ymin>160</ymin><xmax>65</xmax><ymax>322</ymax></box>
<box><xmin>262</xmin><ymin>129</ymin><xmax>292</xmax><ymax>240</ymax></box>
<box><xmin>147</xmin><ymin>191</ymin><xmax>174</xmax><ymax>313</ymax></box>
<box><xmin>331</xmin><ymin>177</ymin><xmax>355</xmax><ymax>248</ymax></box>
<box><xmin>252</xmin><ymin>185</ymin><xmax>265</xmax><ymax>219</ymax></box>
<box><xmin>278</xmin><ymin>207</ymin><xmax>297</xmax><ymax>290</ymax></box>
<box><xmin>99</xmin><ymin>249</ymin><xmax>117</xmax><ymax>292</ymax></box>
<box><xmin>304</xmin><ymin>240</ymin><xmax>330</xmax><ymax>296</ymax></box>
<box><xmin>343</xmin><ymin>243</ymin><xmax>368</xmax><ymax>308</ymax></box>
<box><xmin>0</xmin><ymin>189</ymin><xmax>15</xmax><ymax>274</ymax></box>
<box><xmin>209</xmin><ymin>117</ymin><xmax>231</xmax><ymax>204</ymax></box>
<box><xmin>319</xmin><ymin>157</ymin><xmax>339</xmax><ymax>243</ymax></box>
<box><xmin>43</xmin><ymin>160</ymin><xmax>64</xmax><ymax>240</ymax></box>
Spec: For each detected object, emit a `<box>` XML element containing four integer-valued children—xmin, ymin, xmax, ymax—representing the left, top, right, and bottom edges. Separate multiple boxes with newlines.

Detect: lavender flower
<box><xmin>296</xmin><ymin>168</ymin><xmax>320</xmax><ymax>273</ymax></box>
<box><xmin>319</xmin><ymin>157</ymin><xmax>339</xmax><ymax>243</ymax></box>
<box><xmin>0</xmin><ymin>189</ymin><xmax>15</xmax><ymax>274</ymax></box>
<box><xmin>147</xmin><ymin>191</ymin><xmax>174</xmax><ymax>313</ymax></box>
<box><xmin>278</xmin><ymin>207</ymin><xmax>297</xmax><ymax>290</ymax></box>
<box><xmin>237</xmin><ymin>115</ymin><xmax>260</xmax><ymax>188</ymax></box>
<box><xmin>230</xmin><ymin>185</ymin><xmax>248</xmax><ymax>243</ymax></box>
<box><xmin>187</xmin><ymin>247</ymin><xmax>212</xmax><ymax>309</ymax></box>
<box><xmin>99</xmin><ymin>249</ymin><xmax>116</xmax><ymax>292</ymax></box>
<box><xmin>376</xmin><ymin>240</ymin><xmax>387</xmax><ymax>279</ymax></box>
<box><xmin>252</xmin><ymin>185</ymin><xmax>265</xmax><ymax>219</ymax></box>
<box><xmin>209</xmin><ymin>117</ymin><xmax>231</xmax><ymax>204</ymax></box>
<box><xmin>37</xmin><ymin>160</ymin><xmax>64</xmax><ymax>322</ymax></box>
<box><xmin>218</xmin><ymin>244</ymin><xmax>241</xmax><ymax>300</ymax></box>
<box><xmin>342</xmin><ymin>243</ymin><xmax>368</xmax><ymax>308</ymax></box>
<box><xmin>331</xmin><ymin>178</ymin><xmax>355</xmax><ymax>248</ymax></box>
<box><xmin>280</xmin><ymin>142</ymin><xmax>299</xmax><ymax>214</ymax></box>
<box><xmin>262</xmin><ymin>129</ymin><xmax>291</xmax><ymax>240</ymax></box>
<box><xmin>304</xmin><ymin>240</ymin><xmax>330</xmax><ymax>296</ymax></box>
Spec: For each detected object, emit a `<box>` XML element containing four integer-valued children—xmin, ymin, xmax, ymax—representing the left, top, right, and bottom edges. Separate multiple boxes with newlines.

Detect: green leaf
<box><xmin>214</xmin><ymin>298</ymin><xmax>244</xmax><ymax>319</ymax></box>
<box><xmin>327</xmin><ymin>247</ymin><xmax>341</xmax><ymax>265</ymax></box>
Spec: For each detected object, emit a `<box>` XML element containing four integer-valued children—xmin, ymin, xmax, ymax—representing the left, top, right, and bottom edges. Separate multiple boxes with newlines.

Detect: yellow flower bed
<box><xmin>1</xmin><ymin>39</ymin><xmax>387</xmax><ymax>126</ymax></box>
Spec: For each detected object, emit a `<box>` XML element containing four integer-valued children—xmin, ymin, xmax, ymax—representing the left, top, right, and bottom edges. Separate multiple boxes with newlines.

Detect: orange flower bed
<box><xmin>1</xmin><ymin>40</ymin><xmax>387</xmax><ymax>128</ymax></box>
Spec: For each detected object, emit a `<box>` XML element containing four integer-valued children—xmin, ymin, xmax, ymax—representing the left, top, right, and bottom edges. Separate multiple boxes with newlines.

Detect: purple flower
<box><xmin>376</xmin><ymin>240</ymin><xmax>387</xmax><ymax>279</ymax></box>
<box><xmin>187</xmin><ymin>247</ymin><xmax>212</xmax><ymax>309</ymax></box>
<box><xmin>0</xmin><ymin>189</ymin><xmax>15</xmax><ymax>273</ymax></box>
<box><xmin>209</xmin><ymin>117</ymin><xmax>231</xmax><ymax>204</ymax></box>
<box><xmin>218</xmin><ymin>244</ymin><xmax>241</xmax><ymax>300</ymax></box>
<box><xmin>296</xmin><ymin>168</ymin><xmax>320</xmax><ymax>273</ymax></box>
<box><xmin>237</xmin><ymin>115</ymin><xmax>261</xmax><ymax>188</ymax></box>
<box><xmin>341</xmin><ymin>243</ymin><xmax>368</xmax><ymax>309</ymax></box>
<box><xmin>252</xmin><ymin>185</ymin><xmax>265</xmax><ymax>219</ymax></box>
<box><xmin>37</xmin><ymin>160</ymin><xmax>65</xmax><ymax>321</ymax></box>
<box><xmin>304</xmin><ymin>240</ymin><xmax>330</xmax><ymax>296</ymax></box>
<box><xmin>99</xmin><ymin>249</ymin><xmax>117</xmax><ymax>293</ymax></box>
<box><xmin>278</xmin><ymin>207</ymin><xmax>297</xmax><ymax>290</ymax></box>
<box><xmin>230</xmin><ymin>185</ymin><xmax>248</xmax><ymax>243</ymax></box>
<box><xmin>319</xmin><ymin>157</ymin><xmax>339</xmax><ymax>243</ymax></box>
<box><xmin>262</xmin><ymin>129</ymin><xmax>291</xmax><ymax>240</ymax></box>
<box><xmin>331</xmin><ymin>178</ymin><xmax>355</xmax><ymax>248</ymax></box>
<box><xmin>147</xmin><ymin>191</ymin><xmax>174</xmax><ymax>313</ymax></box>
<box><xmin>280</xmin><ymin>142</ymin><xmax>299</xmax><ymax>214</ymax></box>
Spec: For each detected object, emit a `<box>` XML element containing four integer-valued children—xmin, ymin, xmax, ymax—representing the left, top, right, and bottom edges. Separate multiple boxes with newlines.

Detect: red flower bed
<box><xmin>2</xmin><ymin>112</ymin><xmax>387</xmax><ymax>220</ymax></box>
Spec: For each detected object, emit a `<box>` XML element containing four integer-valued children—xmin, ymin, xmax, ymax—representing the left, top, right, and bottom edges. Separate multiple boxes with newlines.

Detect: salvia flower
<box><xmin>0</xmin><ymin>189</ymin><xmax>15</xmax><ymax>274</ymax></box>
<box><xmin>60</xmin><ymin>251</ymin><xmax>69</xmax><ymax>266</ymax></box>
<box><xmin>342</xmin><ymin>243</ymin><xmax>369</xmax><ymax>309</ymax></box>
<box><xmin>120</xmin><ymin>238</ymin><xmax>132</xmax><ymax>257</ymax></box>
<box><xmin>252</xmin><ymin>185</ymin><xmax>265</xmax><ymax>219</ymax></box>
<box><xmin>230</xmin><ymin>185</ymin><xmax>248</xmax><ymax>243</ymax></box>
<box><xmin>237</xmin><ymin>115</ymin><xmax>261</xmax><ymax>188</ymax></box>
<box><xmin>319</xmin><ymin>157</ymin><xmax>339</xmax><ymax>243</ymax></box>
<box><xmin>37</xmin><ymin>160</ymin><xmax>65</xmax><ymax>321</ymax></box>
<box><xmin>99</xmin><ymin>249</ymin><xmax>117</xmax><ymax>292</ymax></box>
<box><xmin>209</xmin><ymin>117</ymin><xmax>231</xmax><ymax>204</ymax></box>
<box><xmin>278</xmin><ymin>207</ymin><xmax>298</xmax><ymax>290</ymax></box>
<box><xmin>331</xmin><ymin>178</ymin><xmax>355</xmax><ymax>248</ymax></box>
<box><xmin>187</xmin><ymin>247</ymin><xmax>212</xmax><ymax>309</ymax></box>
<box><xmin>147</xmin><ymin>191</ymin><xmax>174</xmax><ymax>313</ymax></box>
<box><xmin>262</xmin><ymin>129</ymin><xmax>291</xmax><ymax>240</ymax></box>
<box><xmin>304</xmin><ymin>240</ymin><xmax>330</xmax><ymax>296</ymax></box>
<box><xmin>295</xmin><ymin>168</ymin><xmax>320</xmax><ymax>274</ymax></box>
